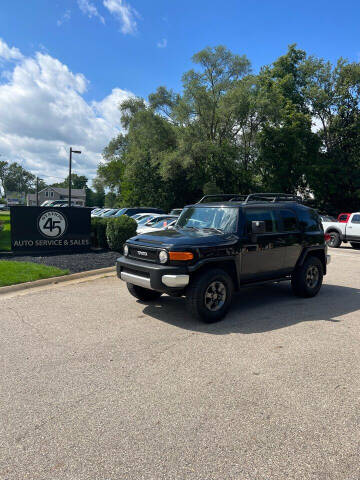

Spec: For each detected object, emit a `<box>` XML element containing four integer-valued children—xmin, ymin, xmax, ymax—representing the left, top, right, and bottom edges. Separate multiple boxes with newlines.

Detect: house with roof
<box><xmin>27</xmin><ymin>186</ymin><xmax>86</xmax><ymax>207</ymax></box>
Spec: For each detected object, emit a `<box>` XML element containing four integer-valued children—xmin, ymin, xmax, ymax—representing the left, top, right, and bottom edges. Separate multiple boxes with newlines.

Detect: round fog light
<box><xmin>124</xmin><ymin>245</ymin><xmax>129</xmax><ymax>256</ymax></box>
<box><xmin>159</xmin><ymin>250</ymin><xmax>168</xmax><ymax>264</ymax></box>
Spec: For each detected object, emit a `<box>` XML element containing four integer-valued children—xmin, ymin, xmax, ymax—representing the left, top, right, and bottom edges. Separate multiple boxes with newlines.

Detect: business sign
<box><xmin>10</xmin><ymin>206</ymin><xmax>91</xmax><ymax>252</ymax></box>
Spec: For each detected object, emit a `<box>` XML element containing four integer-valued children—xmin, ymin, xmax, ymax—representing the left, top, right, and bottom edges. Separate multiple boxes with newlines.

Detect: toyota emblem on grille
<box><xmin>137</xmin><ymin>250</ymin><xmax>148</xmax><ymax>256</ymax></box>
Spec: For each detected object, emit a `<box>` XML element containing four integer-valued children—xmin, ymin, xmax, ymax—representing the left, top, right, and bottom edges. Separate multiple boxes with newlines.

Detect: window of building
<box><xmin>50</xmin><ymin>191</ymin><xmax>54</xmax><ymax>198</ymax></box>
<box><xmin>45</xmin><ymin>191</ymin><xmax>48</xmax><ymax>197</ymax></box>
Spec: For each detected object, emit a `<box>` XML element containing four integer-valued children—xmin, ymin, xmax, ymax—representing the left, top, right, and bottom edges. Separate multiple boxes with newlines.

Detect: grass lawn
<box><xmin>0</xmin><ymin>261</ymin><xmax>68</xmax><ymax>287</ymax></box>
<box><xmin>0</xmin><ymin>211</ymin><xmax>11</xmax><ymax>251</ymax></box>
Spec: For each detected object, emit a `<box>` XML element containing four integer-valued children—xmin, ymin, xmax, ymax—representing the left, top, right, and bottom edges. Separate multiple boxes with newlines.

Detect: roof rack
<box><xmin>197</xmin><ymin>193</ymin><xmax>302</xmax><ymax>204</ymax></box>
<box><xmin>197</xmin><ymin>194</ymin><xmax>248</xmax><ymax>204</ymax></box>
<box><xmin>244</xmin><ymin>193</ymin><xmax>302</xmax><ymax>203</ymax></box>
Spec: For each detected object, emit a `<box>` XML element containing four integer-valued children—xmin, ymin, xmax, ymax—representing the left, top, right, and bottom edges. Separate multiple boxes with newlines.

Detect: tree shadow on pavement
<box><xmin>141</xmin><ymin>283</ymin><xmax>360</xmax><ymax>335</ymax></box>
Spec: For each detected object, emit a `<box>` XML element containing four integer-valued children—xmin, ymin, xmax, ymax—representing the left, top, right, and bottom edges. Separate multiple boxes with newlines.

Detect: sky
<box><xmin>0</xmin><ymin>0</ymin><xmax>359</xmax><ymax>186</ymax></box>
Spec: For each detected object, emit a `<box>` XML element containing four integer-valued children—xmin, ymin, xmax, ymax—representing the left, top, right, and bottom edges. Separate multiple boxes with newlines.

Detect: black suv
<box><xmin>116</xmin><ymin>193</ymin><xmax>330</xmax><ymax>322</ymax></box>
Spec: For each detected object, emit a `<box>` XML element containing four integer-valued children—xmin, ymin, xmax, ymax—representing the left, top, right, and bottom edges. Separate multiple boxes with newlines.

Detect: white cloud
<box><xmin>0</xmin><ymin>39</ymin><xmax>134</xmax><ymax>182</ymax></box>
<box><xmin>103</xmin><ymin>0</ymin><xmax>138</xmax><ymax>35</ymax></box>
<box><xmin>57</xmin><ymin>9</ymin><xmax>71</xmax><ymax>27</ymax></box>
<box><xmin>157</xmin><ymin>38</ymin><xmax>167</xmax><ymax>49</ymax></box>
<box><xmin>77</xmin><ymin>0</ymin><xmax>105</xmax><ymax>24</ymax></box>
<box><xmin>0</xmin><ymin>38</ymin><xmax>23</xmax><ymax>61</ymax></box>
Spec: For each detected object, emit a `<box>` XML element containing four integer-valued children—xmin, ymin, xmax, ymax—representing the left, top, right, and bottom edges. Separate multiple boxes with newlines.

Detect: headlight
<box><xmin>159</xmin><ymin>250</ymin><xmax>168</xmax><ymax>264</ymax></box>
<box><xmin>123</xmin><ymin>244</ymin><xmax>129</xmax><ymax>256</ymax></box>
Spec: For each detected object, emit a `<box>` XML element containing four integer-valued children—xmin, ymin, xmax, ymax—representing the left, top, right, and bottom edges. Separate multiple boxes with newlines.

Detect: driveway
<box><xmin>1</xmin><ymin>248</ymin><xmax>360</xmax><ymax>479</ymax></box>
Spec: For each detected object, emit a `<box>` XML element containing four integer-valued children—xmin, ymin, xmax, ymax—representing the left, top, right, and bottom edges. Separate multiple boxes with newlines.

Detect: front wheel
<box><xmin>186</xmin><ymin>269</ymin><xmax>234</xmax><ymax>323</ymax></box>
<box><xmin>127</xmin><ymin>283</ymin><xmax>162</xmax><ymax>301</ymax></box>
<box><xmin>350</xmin><ymin>242</ymin><xmax>360</xmax><ymax>250</ymax></box>
<box><xmin>291</xmin><ymin>256</ymin><xmax>323</xmax><ymax>298</ymax></box>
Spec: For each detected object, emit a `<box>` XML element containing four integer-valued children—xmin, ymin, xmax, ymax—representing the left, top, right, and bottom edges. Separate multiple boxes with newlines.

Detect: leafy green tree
<box><xmin>99</xmin><ymin>44</ymin><xmax>360</xmax><ymax>214</ymax></box>
<box><xmin>3</xmin><ymin>162</ymin><xmax>35</xmax><ymax>193</ymax></box>
<box><xmin>0</xmin><ymin>160</ymin><xmax>8</xmax><ymax>196</ymax></box>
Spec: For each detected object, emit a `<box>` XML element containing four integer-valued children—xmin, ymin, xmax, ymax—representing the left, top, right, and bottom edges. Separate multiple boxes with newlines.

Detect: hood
<box><xmin>128</xmin><ymin>227</ymin><xmax>238</xmax><ymax>249</ymax></box>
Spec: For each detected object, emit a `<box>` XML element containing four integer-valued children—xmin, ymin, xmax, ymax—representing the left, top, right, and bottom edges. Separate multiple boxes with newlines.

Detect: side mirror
<box><xmin>251</xmin><ymin>220</ymin><xmax>266</xmax><ymax>234</ymax></box>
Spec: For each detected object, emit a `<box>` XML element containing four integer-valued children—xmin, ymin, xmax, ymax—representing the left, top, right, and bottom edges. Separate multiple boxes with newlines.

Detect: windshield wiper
<box><xmin>182</xmin><ymin>226</ymin><xmax>199</xmax><ymax>231</ymax></box>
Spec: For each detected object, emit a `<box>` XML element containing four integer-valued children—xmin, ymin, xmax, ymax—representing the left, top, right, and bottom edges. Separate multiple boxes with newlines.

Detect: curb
<box><xmin>0</xmin><ymin>266</ymin><xmax>116</xmax><ymax>295</ymax></box>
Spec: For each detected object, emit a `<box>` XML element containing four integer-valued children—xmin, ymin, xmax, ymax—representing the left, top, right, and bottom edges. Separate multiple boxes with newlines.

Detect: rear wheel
<box><xmin>350</xmin><ymin>242</ymin><xmax>360</xmax><ymax>250</ymax></box>
<box><xmin>186</xmin><ymin>269</ymin><xmax>233</xmax><ymax>323</ymax></box>
<box><xmin>291</xmin><ymin>256</ymin><xmax>323</xmax><ymax>298</ymax></box>
<box><xmin>127</xmin><ymin>283</ymin><xmax>162</xmax><ymax>301</ymax></box>
<box><xmin>328</xmin><ymin>231</ymin><xmax>341</xmax><ymax>248</ymax></box>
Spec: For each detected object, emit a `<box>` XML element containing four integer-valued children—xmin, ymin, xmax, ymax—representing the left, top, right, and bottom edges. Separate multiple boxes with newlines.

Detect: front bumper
<box><xmin>117</xmin><ymin>255</ymin><xmax>189</xmax><ymax>292</ymax></box>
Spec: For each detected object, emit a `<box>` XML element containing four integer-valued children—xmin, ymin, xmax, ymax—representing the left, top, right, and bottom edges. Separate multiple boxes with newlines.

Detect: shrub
<box><xmin>91</xmin><ymin>217</ymin><xmax>108</xmax><ymax>249</ymax></box>
<box><xmin>106</xmin><ymin>216</ymin><xmax>137</xmax><ymax>251</ymax></box>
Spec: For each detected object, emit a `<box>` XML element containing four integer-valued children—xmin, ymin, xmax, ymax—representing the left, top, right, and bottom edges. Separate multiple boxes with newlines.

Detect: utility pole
<box><xmin>68</xmin><ymin>147</ymin><xmax>81</xmax><ymax>207</ymax></box>
<box><xmin>36</xmin><ymin>177</ymin><xmax>39</xmax><ymax>206</ymax></box>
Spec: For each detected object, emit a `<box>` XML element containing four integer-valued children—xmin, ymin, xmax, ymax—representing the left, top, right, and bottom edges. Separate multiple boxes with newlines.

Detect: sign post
<box><xmin>10</xmin><ymin>206</ymin><xmax>91</xmax><ymax>253</ymax></box>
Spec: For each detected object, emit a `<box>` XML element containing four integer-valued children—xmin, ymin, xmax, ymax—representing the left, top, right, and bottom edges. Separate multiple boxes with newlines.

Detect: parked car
<box><xmin>113</xmin><ymin>207</ymin><xmax>165</xmax><ymax>218</ymax></box>
<box><xmin>0</xmin><ymin>204</ymin><xmax>6</xmax><ymax>211</ymax></box>
<box><xmin>101</xmin><ymin>208</ymin><xmax>121</xmax><ymax>217</ymax></box>
<box><xmin>117</xmin><ymin>193</ymin><xmax>330</xmax><ymax>323</ymax></box>
<box><xmin>322</xmin><ymin>212</ymin><xmax>360</xmax><ymax>249</ymax></box>
<box><xmin>90</xmin><ymin>208</ymin><xmax>102</xmax><ymax>215</ymax></box>
<box><xmin>337</xmin><ymin>213</ymin><xmax>352</xmax><ymax>223</ymax></box>
<box><xmin>91</xmin><ymin>208</ymin><xmax>110</xmax><ymax>217</ymax></box>
<box><xmin>136</xmin><ymin>214</ymin><xmax>162</xmax><ymax>226</ymax></box>
<box><xmin>137</xmin><ymin>215</ymin><xmax>178</xmax><ymax>234</ymax></box>
<box><xmin>131</xmin><ymin>213</ymin><xmax>156</xmax><ymax>221</ymax></box>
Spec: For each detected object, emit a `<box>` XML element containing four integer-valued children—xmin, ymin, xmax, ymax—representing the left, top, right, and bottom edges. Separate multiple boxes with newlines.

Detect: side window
<box><xmin>279</xmin><ymin>209</ymin><xmax>298</xmax><ymax>232</ymax></box>
<box><xmin>339</xmin><ymin>214</ymin><xmax>348</xmax><ymax>221</ymax></box>
<box><xmin>245</xmin><ymin>208</ymin><xmax>278</xmax><ymax>233</ymax></box>
<box><xmin>297</xmin><ymin>207</ymin><xmax>321</xmax><ymax>232</ymax></box>
<box><xmin>351</xmin><ymin>214</ymin><xmax>360</xmax><ymax>224</ymax></box>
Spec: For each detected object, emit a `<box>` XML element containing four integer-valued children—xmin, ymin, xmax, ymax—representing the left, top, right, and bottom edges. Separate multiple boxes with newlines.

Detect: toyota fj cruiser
<box><xmin>117</xmin><ymin>193</ymin><xmax>330</xmax><ymax>323</ymax></box>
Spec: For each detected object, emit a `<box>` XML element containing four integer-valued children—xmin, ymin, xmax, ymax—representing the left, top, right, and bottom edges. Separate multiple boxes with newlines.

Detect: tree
<box><xmin>3</xmin><ymin>162</ymin><xmax>35</xmax><ymax>194</ymax></box>
<box><xmin>99</xmin><ymin>44</ymin><xmax>360</xmax><ymax>214</ymax></box>
<box><xmin>0</xmin><ymin>160</ymin><xmax>7</xmax><ymax>196</ymax></box>
<box><xmin>51</xmin><ymin>174</ymin><xmax>88</xmax><ymax>190</ymax></box>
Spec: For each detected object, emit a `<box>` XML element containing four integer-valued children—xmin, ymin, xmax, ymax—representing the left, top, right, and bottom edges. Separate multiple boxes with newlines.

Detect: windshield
<box><xmin>150</xmin><ymin>218</ymin><xmax>176</xmax><ymax>229</ymax></box>
<box><xmin>176</xmin><ymin>207</ymin><xmax>238</xmax><ymax>233</ymax></box>
<box><xmin>114</xmin><ymin>208</ymin><xmax>127</xmax><ymax>217</ymax></box>
<box><xmin>138</xmin><ymin>215</ymin><xmax>157</xmax><ymax>225</ymax></box>
<box><xmin>102</xmin><ymin>209</ymin><xmax>118</xmax><ymax>217</ymax></box>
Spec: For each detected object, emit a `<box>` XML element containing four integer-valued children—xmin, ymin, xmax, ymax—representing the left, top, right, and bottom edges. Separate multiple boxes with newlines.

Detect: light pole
<box><xmin>68</xmin><ymin>147</ymin><xmax>81</xmax><ymax>207</ymax></box>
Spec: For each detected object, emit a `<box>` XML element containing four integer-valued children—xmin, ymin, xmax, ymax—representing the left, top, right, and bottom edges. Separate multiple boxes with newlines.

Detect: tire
<box><xmin>291</xmin><ymin>256</ymin><xmax>323</xmax><ymax>298</ymax></box>
<box><xmin>328</xmin><ymin>231</ymin><xmax>342</xmax><ymax>248</ymax></box>
<box><xmin>186</xmin><ymin>269</ymin><xmax>234</xmax><ymax>323</ymax></box>
<box><xmin>350</xmin><ymin>242</ymin><xmax>360</xmax><ymax>250</ymax></box>
<box><xmin>127</xmin><ymin>283</ymin><xmax>162</xmax><ymax>301</ymax></box>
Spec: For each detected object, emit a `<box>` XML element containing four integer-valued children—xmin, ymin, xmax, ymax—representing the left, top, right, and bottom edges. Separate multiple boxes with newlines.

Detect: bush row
<box><xmin>91</xmin><ymin>216</ymin><xmax>137</xmax><ymax>251</ymax></box>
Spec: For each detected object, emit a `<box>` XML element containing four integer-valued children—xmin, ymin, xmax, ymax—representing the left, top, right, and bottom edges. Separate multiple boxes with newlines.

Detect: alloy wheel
<box><xmin>305</xmin><ymin>265</ymin><xmax>319</xmax><ymax>289</ymax></box>
<box><xmin>204</xmin><ymin>281</ymin><xmax>227</xmax><ymax>311</ymax></box>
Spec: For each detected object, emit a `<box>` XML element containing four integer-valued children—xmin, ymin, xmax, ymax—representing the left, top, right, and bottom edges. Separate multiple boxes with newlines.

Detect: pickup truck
<box><xmin>323</xmin><ymin>212</ymin><xmax>360</xmax><ymax>249</ymax></box>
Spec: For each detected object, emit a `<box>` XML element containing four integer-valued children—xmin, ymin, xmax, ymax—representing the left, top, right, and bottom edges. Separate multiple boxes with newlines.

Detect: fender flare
<box><xmin>324</xmin><ymin>226</ymin><xmax>343</xmax><ymax>239</ymax></box>
<box><xmin>296</xmin><ymin>247</ymin><xmax>327</xmax><ymax>274</ymax></box>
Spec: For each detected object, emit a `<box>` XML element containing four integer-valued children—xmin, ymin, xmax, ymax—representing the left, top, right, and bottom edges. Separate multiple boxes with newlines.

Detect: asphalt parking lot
<box><xmin>1</xmin><ymin>247</ymin><xmax>360</xmax><ymax>480</ymax></box>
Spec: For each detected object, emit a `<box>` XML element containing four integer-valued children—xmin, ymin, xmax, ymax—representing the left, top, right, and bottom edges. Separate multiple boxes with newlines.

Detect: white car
<box><xmin>137</xmin><ymin>215</ymin><xmax>178</xmax><ymax>234</ymax></box>
<box><xmin>322</xmin><ymin>212</ymin><xmax>360</xmax><ymax>249</ymax></box>
<box><xmin>132</xmin><ymin>213</ymin><xmax>158</xmax><ymax>223</ymax></box>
